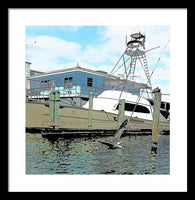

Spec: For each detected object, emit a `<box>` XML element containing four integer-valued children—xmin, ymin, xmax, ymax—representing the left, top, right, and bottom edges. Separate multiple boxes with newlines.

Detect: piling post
<box><xmin>151</xmin><ymin>87</ymin><xmax>162</xmax><ymax>153</ymax></box>
<box><xmin>88</xmin><ymin>92</ymin><xmax>93</xmax><ymax>130</ymax></box>
<box><xmin>49</xmin><ymin>91</ymin><xmax>60</xmax><ymax>130</ymax></box>
<box><xmin>118</xmin><ymin>99</ymin><xmax>125</xmax><ymax>126</ymax></box>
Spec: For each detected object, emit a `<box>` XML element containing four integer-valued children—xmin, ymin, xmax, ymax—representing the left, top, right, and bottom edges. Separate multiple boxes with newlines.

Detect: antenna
<box><xmin>125</xmin><ymin>35</ymin><xmax>127</xmax><ymax>46</ymax></box>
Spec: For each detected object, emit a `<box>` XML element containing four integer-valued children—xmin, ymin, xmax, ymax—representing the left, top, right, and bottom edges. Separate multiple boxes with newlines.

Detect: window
<box><xmin>87</xmin><ymin>77</ymin><xmax>93</xmax><ymax>87</ymax></box>
<box><xmin>40</xmin><ymin>80</ymin><xmax>50</xmax><ymax>90</ymax></box>
<box><xmin>166</xmin><ymin>103</ymin><xmax>170</xmax><ymax>111</ymax></box>
<box><xmin>64</xmin><ymin>77</ymin><xmax>73</xmax><ymax>88</ymax></box>
<box><xmin>116</xmin><ymin>102</ymin><xmax>150</xmax><ymax>114</ymax></box>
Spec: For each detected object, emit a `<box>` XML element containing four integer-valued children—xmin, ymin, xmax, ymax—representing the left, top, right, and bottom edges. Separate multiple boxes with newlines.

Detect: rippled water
<box><xmin>26</xmin><ymin>133</ymin><xmax>169</xmax><ymax>175</ymax></box>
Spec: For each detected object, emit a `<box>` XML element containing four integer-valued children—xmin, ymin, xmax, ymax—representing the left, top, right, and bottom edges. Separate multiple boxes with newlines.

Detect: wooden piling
<box><xmin>118</xmin><ymin>99</ymin><xmax>125</xmax><ymax>126</ymax></box>
<box><xmin>88</xmin><ymin>92</ymin><xmax>93</xmax><ymax>129</ymax></box>
<box><xmin>49</xmin><ymin>91</ymin><xmax>60</xmax><ymax>130</ymax></box>
<box><xmin>151</xmin><ymin>87</ymin><xmax>162</xmax><ymax>153</ymax></box>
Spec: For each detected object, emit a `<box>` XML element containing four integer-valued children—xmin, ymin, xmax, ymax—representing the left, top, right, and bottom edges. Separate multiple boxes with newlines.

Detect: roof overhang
<box><xmin>26</xmin><ymin>66</ymin><xmax>115</xmax><ymax>80</ymax></box>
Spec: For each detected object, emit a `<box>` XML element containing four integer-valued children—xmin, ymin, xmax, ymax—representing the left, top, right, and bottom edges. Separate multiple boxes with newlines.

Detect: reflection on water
<box><xmin>26</xmin><ymin>133</ymin><xmax>169</xmax><ymax>175</ymax></box>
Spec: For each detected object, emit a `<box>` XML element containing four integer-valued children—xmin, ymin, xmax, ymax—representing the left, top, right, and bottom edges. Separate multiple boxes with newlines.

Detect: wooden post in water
<box><xmin>88</xmin><ymin>92</ymin><xmax>93</xmax><ymax>130</ymax></box>
<box><xmin>151</xmin><ymin>87</ymin><xmax>162</xmax><ymax>153</ymax></box>
<box><xmin>118</xmin><ymin>99</ymin><xmax>125</xmax><ymax>126</ymax></box>
<box><xmin>49</xmin><ymin>91</ymin><xmax>60</xmax><ymax>130</ymax></box>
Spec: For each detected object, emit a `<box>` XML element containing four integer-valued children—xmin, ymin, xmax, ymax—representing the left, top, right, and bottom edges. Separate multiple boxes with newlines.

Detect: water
<box><xmin>26</xmin><ymin>133</ymin><xmax>169</xmax><ymax>175</ymax></box>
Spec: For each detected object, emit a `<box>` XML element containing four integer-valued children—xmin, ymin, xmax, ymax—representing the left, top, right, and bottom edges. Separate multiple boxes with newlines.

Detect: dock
<box><xmin>26</xmin><ymin>89</ymin><xmax>170</xmax><ymax>138</ymax></box>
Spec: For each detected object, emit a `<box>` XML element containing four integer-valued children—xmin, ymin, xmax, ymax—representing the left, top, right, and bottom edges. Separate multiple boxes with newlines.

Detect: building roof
<box><xmin>30</xmin><ymin>69</ymin><xmax>44</xmax><ymax>74</ymax></box>
<box><xmin>27</xmin><ymin>65</ymin><xmax>115</xmax><ymax>80</ymax></box>
<box><xmin>26</xmin><ymin>64</ymin><xmax>150</xmax><ymax>89</ymax></box>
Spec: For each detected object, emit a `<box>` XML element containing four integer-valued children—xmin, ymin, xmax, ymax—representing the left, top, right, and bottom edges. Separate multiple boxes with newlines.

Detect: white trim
<box><xmin>27</xmin><ymin>93</ymin><xmax>83</xmax><ymax>99</ymax></box>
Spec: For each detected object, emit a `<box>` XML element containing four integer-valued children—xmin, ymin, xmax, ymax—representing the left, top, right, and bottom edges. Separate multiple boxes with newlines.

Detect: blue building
<box><xmin>25</xmin><ymin>62</ymin><xmax>144</xmax><ymax>107</ymax></box>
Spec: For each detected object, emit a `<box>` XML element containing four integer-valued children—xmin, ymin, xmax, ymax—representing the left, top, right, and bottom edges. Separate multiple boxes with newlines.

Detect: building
<box><xmin>25</xmin><ymin>62</ymin><xmax>148</xmax><ymax>107</ymax></box>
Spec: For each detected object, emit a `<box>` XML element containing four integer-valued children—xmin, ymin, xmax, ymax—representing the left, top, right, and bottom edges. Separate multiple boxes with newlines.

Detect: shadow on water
<box><xmin>26</xmin><ymin>133</ymin><xmax>169</xmax><ymax>175</ymax></box>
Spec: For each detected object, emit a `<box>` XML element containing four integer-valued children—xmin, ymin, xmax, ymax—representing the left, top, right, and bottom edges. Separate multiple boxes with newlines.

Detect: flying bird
<box><xmin>98</xmin><ymin>119</ymin><xmax>128</xmax><ymax>149</ymax></box>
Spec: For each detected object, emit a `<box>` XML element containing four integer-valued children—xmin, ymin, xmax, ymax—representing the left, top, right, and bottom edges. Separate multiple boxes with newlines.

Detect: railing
<box><xmin>26</xmin><ymin>83</ymin><xmax>139</xmax><ymax>100</ymax></box>
<box><xmin>26</xmin><ymin>84</ymin><xmax>103</xmax><ymax>99</ymax></box>
<box><xmin>26</xmin><ymin>85</ymin><xmax>81</xmax><ymax>99</ymax></box>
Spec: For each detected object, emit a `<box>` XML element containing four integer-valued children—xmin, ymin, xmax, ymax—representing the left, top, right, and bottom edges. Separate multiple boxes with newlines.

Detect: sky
<box><xmin>25</xmin><ymin>25</ymin><xmax>170</xmax><ymax>101</ymax></box>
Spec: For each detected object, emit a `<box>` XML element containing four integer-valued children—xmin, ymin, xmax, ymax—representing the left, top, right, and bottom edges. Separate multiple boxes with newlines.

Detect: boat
<box><xmin>82</xmin><ymin>90</ymin><xmax>167</xmax><ymax>122</ymax></box>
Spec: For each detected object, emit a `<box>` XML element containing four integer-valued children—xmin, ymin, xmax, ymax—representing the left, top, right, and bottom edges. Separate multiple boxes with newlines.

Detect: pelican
<box><xmin>98</xmin><ymin>119</ymin><xmax>128</xmax><ymax>149</ymax></box>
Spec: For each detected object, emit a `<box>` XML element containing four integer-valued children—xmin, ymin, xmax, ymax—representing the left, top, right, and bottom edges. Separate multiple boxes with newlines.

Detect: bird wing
<box><xmin>112</xmin><ymin>127</ymin><xmax>125</xmax><ymax>143</ymax></box>
<box><xmin>98</xmin><ymin>141</ymin><xmax>114</xmax><ymax>148</ymax></box>
<box><xmin>113</xmin><ymin>119</ymin><xmax>128</xmax><ymax>143</ymax></box>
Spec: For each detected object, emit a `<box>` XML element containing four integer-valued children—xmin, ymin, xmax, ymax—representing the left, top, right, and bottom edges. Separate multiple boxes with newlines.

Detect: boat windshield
<box><xmin>116</xmin><ymin>102</ymin><xmax>150</xmax><ymax>114</ymax></box>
